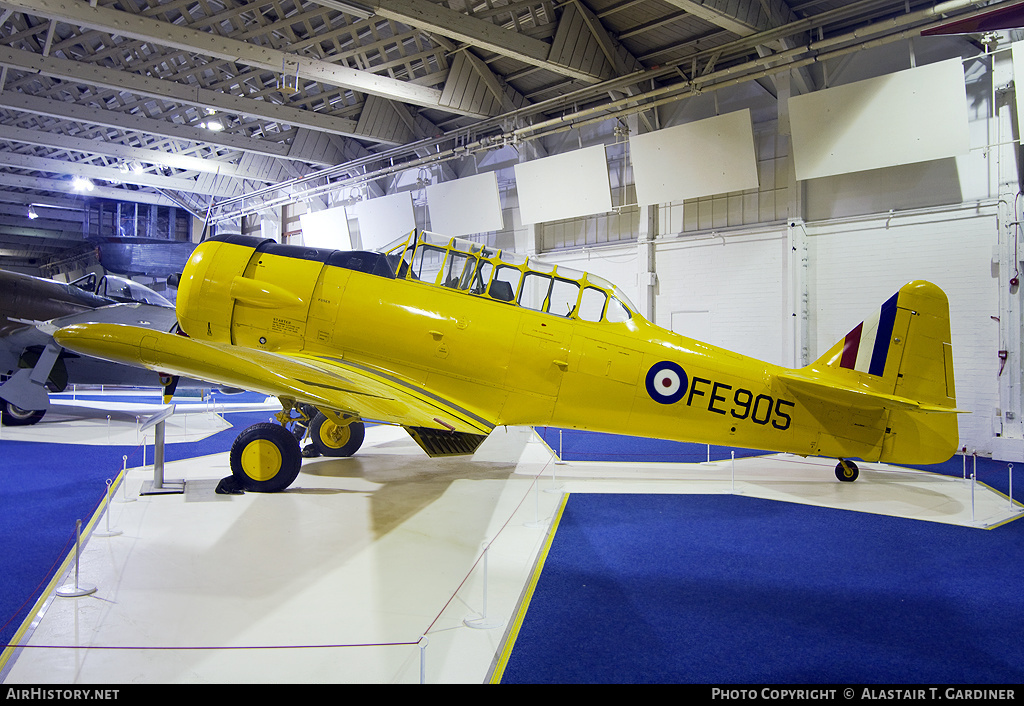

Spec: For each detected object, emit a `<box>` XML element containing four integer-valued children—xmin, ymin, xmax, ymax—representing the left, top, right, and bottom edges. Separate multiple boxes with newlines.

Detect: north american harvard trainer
<box><xmin>53</xmin><ymin>230</ymin><xmax>962</xmax><ymax>491</ymax></box>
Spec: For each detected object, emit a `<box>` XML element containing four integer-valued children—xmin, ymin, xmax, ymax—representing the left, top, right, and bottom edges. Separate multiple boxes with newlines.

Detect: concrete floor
<box><xmin>1</xmin><ymin>406</ymin><xmax>1021</xmax><ymax>684</ymax></box>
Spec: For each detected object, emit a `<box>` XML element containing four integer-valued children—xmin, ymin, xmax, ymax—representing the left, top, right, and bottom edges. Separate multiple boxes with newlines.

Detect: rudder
<box><xmin>812</xmin><ymin>281</ymin><xmax>958</xmax><ymax>463</ymax></box>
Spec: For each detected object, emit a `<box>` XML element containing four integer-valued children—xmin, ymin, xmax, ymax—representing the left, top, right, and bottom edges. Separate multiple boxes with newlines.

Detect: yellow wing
<box><xmin>53</xmin><ymin>322</ymin><xmax>494</xmax><ymax>435</ymax></box>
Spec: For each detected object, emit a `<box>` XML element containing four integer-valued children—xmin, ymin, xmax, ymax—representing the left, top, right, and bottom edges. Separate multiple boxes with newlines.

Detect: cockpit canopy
<box><xmin>70</xmin><ymin>272</ymin><xmax>173</xmax><ymax>308</ymax></box>
<box><xmin>379</xmin><ymin>230</ymin><xmax>638</xmax><ymax>324</ymax></box>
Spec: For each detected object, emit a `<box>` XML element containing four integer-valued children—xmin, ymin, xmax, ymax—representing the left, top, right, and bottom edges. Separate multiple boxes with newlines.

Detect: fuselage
<box><xmin>0</xmin><ymin>269</ymin><xmax>111</xmax><ymax>338</ymax></box>
<box><xmin>173</xmin><ymin>232</ymin><xmax>897</xmax><ymax>462</ymax></box>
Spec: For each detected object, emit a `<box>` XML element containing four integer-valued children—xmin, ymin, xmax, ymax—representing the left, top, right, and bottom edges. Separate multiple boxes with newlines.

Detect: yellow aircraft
<box><xmin>53</xmin><ymin>230</ymin><xmax>960</xmax><ymax>491</ymax></box>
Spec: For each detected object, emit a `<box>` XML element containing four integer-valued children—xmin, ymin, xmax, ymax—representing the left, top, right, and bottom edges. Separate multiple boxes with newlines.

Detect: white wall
<box><xmin>652</xmin><ymin>229</ymin><xmax>791</xmax><ymax>365</ymax></box>
<box><xmin>806</xmin><ymin>208</ymin><xmax>1000</xmax><ymax>454</ymax></box>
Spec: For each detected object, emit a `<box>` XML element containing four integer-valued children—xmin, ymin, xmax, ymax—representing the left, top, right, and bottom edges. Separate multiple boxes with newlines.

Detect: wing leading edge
<box><xmin>52</xmin><ymin>322</ymin><xmax>494</xmax><ymax>436</ymax></box>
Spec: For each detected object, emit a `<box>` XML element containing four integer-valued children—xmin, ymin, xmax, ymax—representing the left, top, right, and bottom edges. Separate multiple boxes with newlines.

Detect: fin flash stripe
<box><xmin>838</xmin><ymin>292</ymin><xmax>899</xmax><ymax>377</ymax></box>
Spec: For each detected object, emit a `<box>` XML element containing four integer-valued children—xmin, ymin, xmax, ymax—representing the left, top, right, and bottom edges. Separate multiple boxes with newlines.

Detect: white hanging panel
<box><xmin>514</xmin><ymin>145</ymin><xmax>613</xmax><ymax>225</ymax></box>
<box><xmin>789</xmin><ymin>59</ymin><xmax>970</xmax><ymax>181</ymax></box>
<box><xmin>630</xmin><ymin>109</ymin><xmax>759</xmax><ymax>205</ymax></box>
<box><xmin>425</xmin><ymin>172</ymin><xmax>504</xmax><ymax>236</ymax></box>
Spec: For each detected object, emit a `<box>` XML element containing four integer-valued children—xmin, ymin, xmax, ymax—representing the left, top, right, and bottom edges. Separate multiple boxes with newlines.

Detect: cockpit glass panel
<box><xmin>72</xmin><ymin>273</ymin><xmax>173</xmax><ymax>307</ymax></box>
<box><xmin>606</xmin><ymin>296</ymin><xmax>631</xmax><ymax>323</ymax></box>
<box><xmin>578</xmin><ymin>287</ymin><xmax>607</xmax><ymax>322</ymax></box>
<box><xmin>588</xmin><ymin>273</ymin><xmax>639</xmax><ymax>315</ymax></box>
<box><xmin>471</xmin><ymin>261</ymin><xmax>492</xmax><ymax>295</ymax></box>
<box><xmin>549</xmin><ymin>278</ymin><xmax>581</xmax><ymax>317</ymax></box>
<box><xmin>518</xmin><ymin>271</ymin><xmax>551</xmax><ymax>312</ymax></box>
<box><xmin>443</xmin><ymin>251</ymin><xmax>476</xmax><ymax>290</ymax></box>
<box><xmin>529</xmin><ymin>259</ymin><xmax>555</xmax><ymax>275</ymax></box>
<box><xmin>411</xmin><ymin>244</ymin><xmax>446</xmax><ymax>284</ymax></box>
<box><xmin>377</xmin><ymin>230</ymin><xmax>640</xmax><ymax>322</ymax></box>
<box><xmin>489</xmin><ymin>265</ymin><xmax>520</xmax><ymax>303</ymax></box>
<box><xmin>380</xmin><ymin>231</ymin><xmax>416</xmax><ymax>256</ymax></box>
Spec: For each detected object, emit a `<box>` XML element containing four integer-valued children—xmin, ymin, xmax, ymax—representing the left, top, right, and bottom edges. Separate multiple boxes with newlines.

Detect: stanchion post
<box><xmin>418</xmin><ymin>636</ymin><xmax>429</xmax><ymax>684</ymax></box>
<box><xmin>57</xmin><ymin>520</ymin><xmax>97</xmax><ymax>597</ymax></box>
<box><xmin>94</xmin><ymin>479</ymin><xmax>122</xmax><ymax>537</ymax></box>
<box><xmin>526</xmin><ymin>475</ymin><xmax>547</xmax><ymax>528</ymax></box>
<box><xmin>464</xmin><ymin>541</ymin><xmax>503</xmax><ymax>630</ymax></box>
<box><xmin>731</xmin><ymin>451</ymin><xmax>735</xmax><ymax>493</ymax></box>
<box><xmin>971</xmin><ymin>471</ymin><xmax>976</xmax><ymax>523</ymax></box>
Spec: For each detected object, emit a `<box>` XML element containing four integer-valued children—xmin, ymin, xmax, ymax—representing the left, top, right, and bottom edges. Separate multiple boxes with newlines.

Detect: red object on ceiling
<box><xmin>921</xmin><ymin>1</ymin><xmax>1024</xmax><ymax>36</ymax></box>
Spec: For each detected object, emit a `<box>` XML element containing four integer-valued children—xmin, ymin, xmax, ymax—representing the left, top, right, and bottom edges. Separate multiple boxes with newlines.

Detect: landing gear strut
<box><xmin>835</xmin><ymin>459</ymin><xmax>859</xmax><ymax>482</ymax></box>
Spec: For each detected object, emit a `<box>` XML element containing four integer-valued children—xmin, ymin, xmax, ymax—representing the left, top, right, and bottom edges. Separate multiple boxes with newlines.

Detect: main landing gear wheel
<box><xmin>229</xmin><ymin>422</ymin><xmax>302</xmax><ymax>492</ymax></box>
<box><xmin>835</xmin><ymin>459</ymin><xmax>860</xmax><ymax>482</ymax></box>
<box><xmin>309</xmin><ymin>413</ymin><xmax>365</xmax><ymax>458</ymax></box>
<box><xmin>1</xmin><ymin>398</ymin><xmax>45</xmax><ymax>426</ymax></box>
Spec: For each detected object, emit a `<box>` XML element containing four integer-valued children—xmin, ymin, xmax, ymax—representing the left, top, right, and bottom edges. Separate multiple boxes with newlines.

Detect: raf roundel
<box><xmin>646</xmin><ymin>361</ymin><xmax>688</xmax><ymax>405</ymax></box>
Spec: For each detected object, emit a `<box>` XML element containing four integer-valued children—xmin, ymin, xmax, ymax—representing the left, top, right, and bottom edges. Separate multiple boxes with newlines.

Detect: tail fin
<box><xmin>780</xmin><ymin>281</ymin><xmax>959</xmax><ymax>464</ymax></box>
<box><xmin>815</xmin><ymin>281</ymin><xmax>956</xmax><ymax>410</ymax></box>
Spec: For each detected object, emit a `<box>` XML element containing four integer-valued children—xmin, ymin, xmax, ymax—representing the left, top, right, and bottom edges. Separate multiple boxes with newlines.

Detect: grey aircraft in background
<box><xmin>0</xmin><ymin>269</ymin><xmax>200</xmax><ymax>425</ymax></box>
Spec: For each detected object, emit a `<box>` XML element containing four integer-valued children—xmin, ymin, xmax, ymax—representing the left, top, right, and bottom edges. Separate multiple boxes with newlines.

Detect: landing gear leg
<box><xmin>835</xmin><ymin>459</ymin><xmax>860</xmax><ymax>482</ymax></box>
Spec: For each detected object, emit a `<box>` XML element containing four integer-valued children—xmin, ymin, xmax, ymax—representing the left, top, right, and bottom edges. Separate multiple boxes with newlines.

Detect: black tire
<box><xmin>835</xmin><ymin>459</ymin><xmax>859</xmax><ymax>482</ymax></box>
<box><xmin>229</xmin><ymin>422</ymin><xmax>302</xmax><ymax>492</ymax></box>
<box><xmin>1</xmin><ymin>398</ymin><xmax>45</xmax><ymax>426</ymax></box>
<box><xmin>309</xmin><ymin>413</ymin><xmax>365</xmax><ymax>457</ymax></box>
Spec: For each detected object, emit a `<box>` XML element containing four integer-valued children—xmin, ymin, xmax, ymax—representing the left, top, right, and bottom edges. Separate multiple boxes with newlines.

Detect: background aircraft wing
<box><xmin>53</xmin><ymin>322</ymin><xmax>495</xmax><ymax>435</ymax></box>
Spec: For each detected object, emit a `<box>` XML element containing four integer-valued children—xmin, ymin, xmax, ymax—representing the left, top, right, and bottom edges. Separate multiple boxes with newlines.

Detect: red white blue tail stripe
<box><xmin>837</xmin><ymin>292</ymin><xmax>899</xmax><ymax>377</ymax></box>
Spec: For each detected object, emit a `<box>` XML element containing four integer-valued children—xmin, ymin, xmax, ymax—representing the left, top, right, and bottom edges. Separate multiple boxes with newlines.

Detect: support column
<box><xmin>993</xmin><ymin>38</ymin><xmax>1024</xmax><ymax>455</ymax></box>
<box><xmin>260</xmin><ymin>208</ymin><xmax>281</xmax><ymax>243</ymax></box>
<box><xmin>637</xmin><ymin>204</ymin><xmax>657</xmax><ymax>322</ymax></box>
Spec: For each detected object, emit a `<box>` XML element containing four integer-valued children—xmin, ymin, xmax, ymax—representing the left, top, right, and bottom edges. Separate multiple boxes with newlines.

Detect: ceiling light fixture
<box><xmin>71</xmin><ymin>176</ymin><xmax>95</xmax><ymax>192</ymax></box>
<box><xmin>27</xmin><ymin>205</ymin><xmax>37</xmax><ymax>219</ymax></box>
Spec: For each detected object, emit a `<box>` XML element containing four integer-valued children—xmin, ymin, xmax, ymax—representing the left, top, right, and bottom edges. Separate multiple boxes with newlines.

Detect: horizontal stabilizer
<box><xmin>777</xmin><ymin>371</ymin><xmax>967</xmax><ymax>414</ymax></box>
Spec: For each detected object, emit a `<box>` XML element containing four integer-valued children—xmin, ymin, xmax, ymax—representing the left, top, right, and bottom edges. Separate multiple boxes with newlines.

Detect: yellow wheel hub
<box><xmin>319</xmin><ymin>420</ymin><xmax>351</xmax><ymax>449</ymax></box>
<box><xmin>240</xmin><ymin>439</ymin><xmax>282</xmax><ymax>481</ymax></box>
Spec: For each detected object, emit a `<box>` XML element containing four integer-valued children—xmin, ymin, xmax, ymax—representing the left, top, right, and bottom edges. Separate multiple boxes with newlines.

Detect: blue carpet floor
<box><xmin>499</xmin><ymin>493</ymin><xmax>1024</xmax><ymax>684</ymax></box>
<box><xmin>0</xmin><ymin>406</ymin><xmax>272</xmax><ymax>654</ymax></box>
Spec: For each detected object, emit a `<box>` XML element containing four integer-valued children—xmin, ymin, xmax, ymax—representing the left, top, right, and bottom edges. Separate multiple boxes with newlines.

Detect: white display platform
<box><xmin>2</xmin><ymin>415</ymin><xmax>1020</xmax><ymax>683</ymax></box>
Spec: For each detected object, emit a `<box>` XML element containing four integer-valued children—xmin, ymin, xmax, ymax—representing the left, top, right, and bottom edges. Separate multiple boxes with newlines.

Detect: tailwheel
<box><xmin>229</xmin><ymin>422</ymin><xmax>302</xmax><ymax>492</ymax></box>
<box><xmin>835</xmin><ymin>459</ymin><xmax>860</xmax><ymax>482</ymax></box>
<box><xmin>309</xmin><ymin>412</ymin><xmax>365</xmax><ymax>458</ymax></box>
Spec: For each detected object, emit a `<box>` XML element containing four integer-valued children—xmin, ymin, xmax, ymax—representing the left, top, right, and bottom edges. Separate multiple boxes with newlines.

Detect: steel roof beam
<box><xmin>370</xmin><ymin>0</ymin><xmax>608</xmax><ymax>83</ymax></box>
<box><xmin>0</xmin><ymin>0</ymin><xmax>490</xmax><ymax>117</ymax></box>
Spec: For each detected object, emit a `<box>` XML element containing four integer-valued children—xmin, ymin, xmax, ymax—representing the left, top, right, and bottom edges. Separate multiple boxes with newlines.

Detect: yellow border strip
<box><xmin>488</xmin><ymin>491</ymin><xmax>571</xmax><ymax>684</ymax></box>
<box><xmin>0</xmin><ymin>468</ymin><xmax>124</xmax><ymax>676</ymax></box>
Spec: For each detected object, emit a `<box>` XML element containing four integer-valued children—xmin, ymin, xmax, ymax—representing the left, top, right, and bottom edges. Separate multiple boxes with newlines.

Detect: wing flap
<box><xmin>53</xmin><ymin>323</ymin><xmax>494</xmax><ymax>435</ymax></box>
